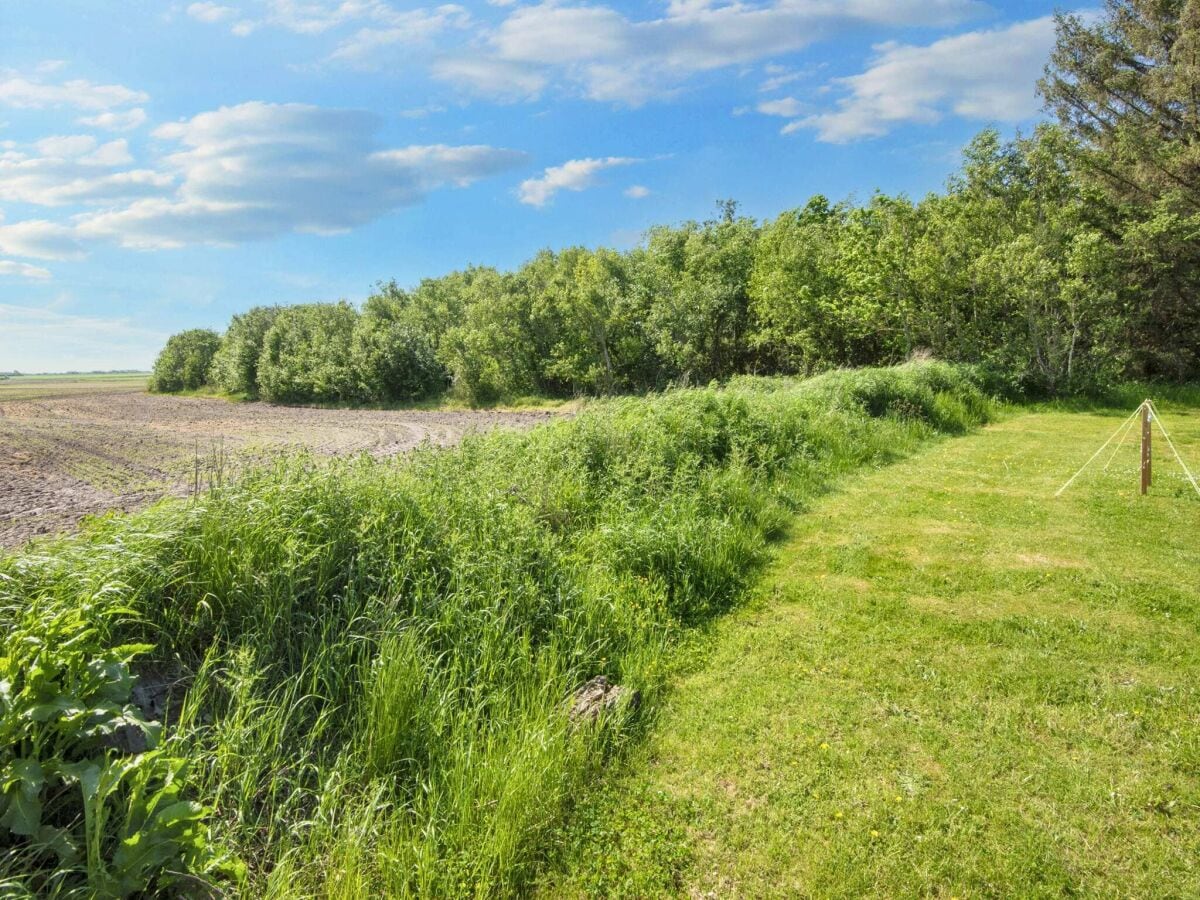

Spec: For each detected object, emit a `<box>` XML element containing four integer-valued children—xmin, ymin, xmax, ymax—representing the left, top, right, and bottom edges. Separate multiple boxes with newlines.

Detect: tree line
<box><xmin>151</xmin><ymin>3</ymin><xmax>1200</xmax><ymax>403</ymax></box>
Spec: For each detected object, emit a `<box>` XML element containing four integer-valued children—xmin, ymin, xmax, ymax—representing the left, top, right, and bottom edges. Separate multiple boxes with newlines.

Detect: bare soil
<box><xmin>0</xmin><ymin>388</ymin><xmax>556</xmax><ymax>549</ymax></box>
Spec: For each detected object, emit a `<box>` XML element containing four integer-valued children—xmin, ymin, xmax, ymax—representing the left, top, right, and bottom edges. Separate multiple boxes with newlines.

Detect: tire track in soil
<box><xmin>0</xmin><ymin>390</ymin><xmax>558</xmax><ymax>549</ymax></box>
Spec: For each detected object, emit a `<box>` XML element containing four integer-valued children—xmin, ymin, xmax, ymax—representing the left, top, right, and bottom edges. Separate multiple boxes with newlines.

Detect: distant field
<box><xmin>0</xmin><ymin>380</ymin><xmax>555</xmax><ymax>548</ymax></box>
<box><xmin>0</xmin><ymin>372</ymin><xmax>149</xmax><ymax>400</ymax></box>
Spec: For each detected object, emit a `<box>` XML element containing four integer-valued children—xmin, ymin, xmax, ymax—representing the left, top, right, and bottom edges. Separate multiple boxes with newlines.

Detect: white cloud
<box><xmin>0</xmin><ymin>137</ymin><xmax>174</xmax><ymax>207</ymax></box>
<box><xmin>624</xmin><ymin>184</ymin><xmax>650</xmax><ymax>199</ymax></box>
<box><xmin>431</xmin><ymin>57</ymin><xmax>547</xmax><ymax>101</ymax></box>
<box><xmin>436</xmin><ymin>0</ymin><xmax>986</xmax><ymax>104</ymax></box>
<box><xmin>77</xmin><ymin>108</ymin><xmax>148</xmax><ymax>132</ymax></box>
<box><xmin>0</xmin><ymin>304</ymin><xmax>169</xmax><ymax>371</ymax></box>
<box><xmin>397</xmin><ymin>103</ymin><xmax>445</xmax><ymax>118</ymax></box>
<box><xmin>81</xmin><ymin>139</ymin><xmax>134</xmax><ymax>167</ymax></box>
<box><xmin>0</xmin><ymin>75</ymin><xmax>148</xmax><ymax>110</ymax></box>
<box><xmin>518</xmin><ymin>156</ymin><xmax>638</xmax><ymax>207</ymax></box>
<box><xmin>0</xmin><ymin>261</ymin><xmax>51</xmax><ymax>280</ymax></box>
<box><xmin>72</xmin><ymin>102</ymin><xmax>526</xmax><ymax>247</ymax></box>
<box><xmin>259</xmin><ymin>0</ymin><xmax>381</xmax><ymax>34</ymax></box>
<box><xmin>0</xmin><ymin>221</ymin><xmax>86</xmax><ymax>261</ymax></box>
<box><xmin>794</xmin><ymin>16</ymin><xmax>1058</xmax><ymax>142</ymax></box>
<box><xmin>34</xmin><ymin>134</ymin><xmax>98</xmax><ymax>158</ymax></box>
<box><xmin>327</xmin><ymin>6</ymin><xmax>471</xmax><ymax>65</ymax></box>
<box><xmin>187</xmin><ymin>2</ymin><xmax>237</xmax><ymax>22</ymax></box>
<box><xmin>757</xmin><ymin>96</ymin><xmax>804</xmax><ymax>117</ymax></box>
<box><xmin>197</xmin><ymin>0</ymin><xmax>471</xmax><ymax>60</ymax></box>
<box><xmin>758</xmin><ymin>65</ymin><xmax>808</xmax><ymax>93</ymax></box>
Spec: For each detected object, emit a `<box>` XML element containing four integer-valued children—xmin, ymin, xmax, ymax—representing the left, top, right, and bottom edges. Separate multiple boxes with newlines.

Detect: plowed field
<box><xmin>0</xmin><ymin>380</ymin><xmax>555</xmax><ymax>548</ymax></box>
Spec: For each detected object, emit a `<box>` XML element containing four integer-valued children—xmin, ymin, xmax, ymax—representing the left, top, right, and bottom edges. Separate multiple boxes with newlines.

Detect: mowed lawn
<box><xmin>554</xmin><ymin>401</ymin><xmax>1200</xmax><ymax>897</ymax></box>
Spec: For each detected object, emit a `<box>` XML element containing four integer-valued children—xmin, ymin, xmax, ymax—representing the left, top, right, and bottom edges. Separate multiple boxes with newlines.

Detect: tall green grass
<box><xmin>1</xmin><ymin>363</ymin><xmax>991</xmax><ymax>897</ymax></box>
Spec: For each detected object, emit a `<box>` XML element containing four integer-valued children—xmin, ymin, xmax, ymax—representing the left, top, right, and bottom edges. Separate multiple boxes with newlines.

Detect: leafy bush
<box><xmin>208</xmin><ymin>306</ymin><xmax>281</xmax><ymax>398</ymax></box>
<box><xmin>0</xmin><ymin>599</ymin><xmax>235</xmax><ymax>895</ymax></box>
<box><xmin>148</xmin><ymin>329</ymin><xmax>220</xmax><ymax>393</ymax></box>
<box><xmin>1</xmin><ymin>363</ymin><xmax>990</xmax><ymax>895</ymax></box>
<box><xmin>257</xmin><ymin>302</ymin><xmax>360</xmax><ymax>403</ymax></box>
<box><xmin>351</xmin><ymin>294</ymin><xmax>446</xmax><ymax>402</ymax></box>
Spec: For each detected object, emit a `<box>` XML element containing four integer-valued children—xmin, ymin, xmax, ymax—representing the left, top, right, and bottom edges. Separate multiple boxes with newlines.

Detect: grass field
<box><xmin>0</xmin><ymin>364</ymin><xmax>993</xmax><ymax>897</ymax></box>
<box><xmin>0</xmin><ymin>372</ymin><xmax>149</xmax><ymax>401</ymax></box>
<box><xmin>550</xmin><ymin>398</ymin><xmax>1200</xmax><ymax>897</ymax></box>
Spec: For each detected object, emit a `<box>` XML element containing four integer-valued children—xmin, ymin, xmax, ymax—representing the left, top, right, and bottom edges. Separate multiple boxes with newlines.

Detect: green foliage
<box><xmin>351</xmin><ymin>291</ymin><xmax>445</xmax><ymax>402</ymax></box>
<box><xmin>148</xmin><ymin>329</ymin><xmax>220</xmax><ymax>393</ymax></box>
<box><xmin>257</xmin><ymin>302</ymin><xmax>360</xmax><ymax>403</ymax></box>
<box><xmin>0</xmin><ymin>598</ymin><xmax>234</xmax><ymax>895</ymax></box>
<box><xmin>1040</xmin><ymin>1</ymin><xmax>1200</xmax><ymax>380</ymax></box>
<box><xmin>209</xmin><ymin>306</ymin><xmax>281</xmax><ymax>398</ymax></box>
<box><xmin>158</xmin><ymin>130</ymin><xmax>1200</xmax><ymax>404</ymax></box>
<box><xmin>1041</xmin><ymin>0</ymin><xmax>1200</xmax><ymax>212</ymax></box>
<box><xmin>0</xmin><ymin>363</ymin><xmax>990</xmax><ymax>896</ymax></box>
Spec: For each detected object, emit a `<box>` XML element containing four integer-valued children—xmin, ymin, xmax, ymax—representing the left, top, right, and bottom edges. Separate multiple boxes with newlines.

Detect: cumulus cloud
<box><xmin>436</xmin><ymin>0</ymin><xmax>985</xmax><ymax>104</ymax></box>
<box><xmin>757</xmin><ymin>97</ymin><xmax>804</xmax><ymax>117</ymax></box>
<box><xmin>0</xmin><ymin>261</ymin><xmax>52</xmax><ymax>280</ymax></box>
<box><xmin>327</xmin><ymin>6</ymin><xmax>471</xmax><ymax>65</ymax></box>
<box><xmin>793</xmin><ymin>16</ymin><xmax>1058</xmax><ymax>142</ymax></box>
<box><xmin>77</xmin><ymin>108</ymin><xmax>148</xmax><ymax>132</ymax></box>
<box><xmin>187</xmin><ymin>2</ymin><xmax>237</xmax><ymax>22</ymax></box>
<box><xmin>518</xmin><ymin>156</ymin><xmax>638</xmax><ymax>207</ymax></box>
<box><xmin>0</xmin><ymin>221</ymin><xmax>87</xmax><ymax>261</ymax></box>
<box><xmin>431</xmin><ymin>57</ymin><xmax>548</xmax><ymax>102</ymax></box>
<box><xmin>0</xmin><ymin>74</ymin><xmax>148</xmax><ymax>110</ymax></box>
<box><xmin>0</xmin><ymin>136</ymin><xmax>174</xmax><ymax>207</ymax></box>
<box><xmin>624</xmin><ymin>184</ymin><xmax>650</xmax><ymax>199</ymax></box>
<box><xmin>69</xmin><ymin>102</ymin><xmax>526</xmax><ymax>248</ymax></box>
<box><xmin>192</xmin><ymin>0</ymin><xmax>471</xmax><ymax>63</ymax></box>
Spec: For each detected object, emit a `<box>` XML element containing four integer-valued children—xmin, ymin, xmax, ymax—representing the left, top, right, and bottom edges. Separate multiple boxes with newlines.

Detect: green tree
<box><xmin>352</xmin><ymin>291</ymin><xmax>446</xmax><ymax>402</ymax></box>
<box><xmin>1041</xmin><ymin>1</ymin><xmax>1200</xmax><ymax>378</ymax></box>
<box><xmin>436</xmin><ymin>268</ymin><xmax>540</xmax><ymax>403</ymax></box>
<box><xmin>149</xmin><ymin>328</ymin><xmax>221</xmax><ymax>393</ymax></box>
<box><xmin>639</xmin><ymin>202</ymin><xmax>758</xmax><ymax>383</ymax></box>
<box><xmin>749</xmin><ymin>196</ymin><xmax>898</xmax><ymax>373</ymax></box>
<box><xmin>209</xmin><ymin>306</ymin><xmax>281</xmax><ymax>397</ymax></box>
<box><xmin>1041</xmin><ymin>1</ymin><xmax>1200</xmax><ymax>211</ymax></box>
<box><xmin>257</xmin><ymin>302</ymin><xmax>361</xmax><ymax>403</ymax></box>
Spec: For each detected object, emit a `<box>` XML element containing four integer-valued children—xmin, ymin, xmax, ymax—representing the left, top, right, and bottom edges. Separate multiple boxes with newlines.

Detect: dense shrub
<box><xmin>257</xmin><ymin>302</ymin><xmax>360</xmax><ymax>403</ymax></box>
<box><xmin>148</xmin><ymin>329</ymin><xmax>220</xmax><ymax>393</ymax></box>
<box><xmin>209</xmin><ymin>305</ymin><xmax>281</xmax><ymax>397</ymax></box>
<box><xmin>0</xmin><ymin>363</ymin><xmax>990</xmax><ymax>895</ymax></box>
<box><xmin>351</xmin><ymin>294</ymin><xmax>446</xmax><ymax>402</ymax></box>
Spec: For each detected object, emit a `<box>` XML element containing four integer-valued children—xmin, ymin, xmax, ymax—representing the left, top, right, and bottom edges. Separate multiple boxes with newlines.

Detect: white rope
<box><xmin>1146</xmin><ymin>400</ymin><xmax>1200</xmax><ymax>499</ymax></box>
<box><xmin>1102</xmin><ymin>410</ymin><xmax>1140</xmax><ymax>472</ymax></box>
<box><xmin>1055</xmin><ymin>402</ymin><xmax>1146</xmax><ymax>497</ymax></box>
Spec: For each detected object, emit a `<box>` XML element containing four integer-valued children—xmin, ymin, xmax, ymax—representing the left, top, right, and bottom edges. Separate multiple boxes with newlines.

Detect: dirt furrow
<box><xmin>0</xmin><ymin>390</ymin><xmax>556</xmax><ymax>549</ymax></box>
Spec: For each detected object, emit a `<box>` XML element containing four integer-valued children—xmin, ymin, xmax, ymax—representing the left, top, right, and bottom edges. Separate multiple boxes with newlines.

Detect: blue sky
<box><xmin>1</xmin><ymin>0</ymin><xmax>1070</xmax><ymax>372</ymax></box>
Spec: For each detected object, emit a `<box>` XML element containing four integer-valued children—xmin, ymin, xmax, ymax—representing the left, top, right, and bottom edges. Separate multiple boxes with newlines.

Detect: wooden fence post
<box><xmin>1141</xmin><ymin>401</ymin><xmax>1152</xmax><ymax>495</ymax></box>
